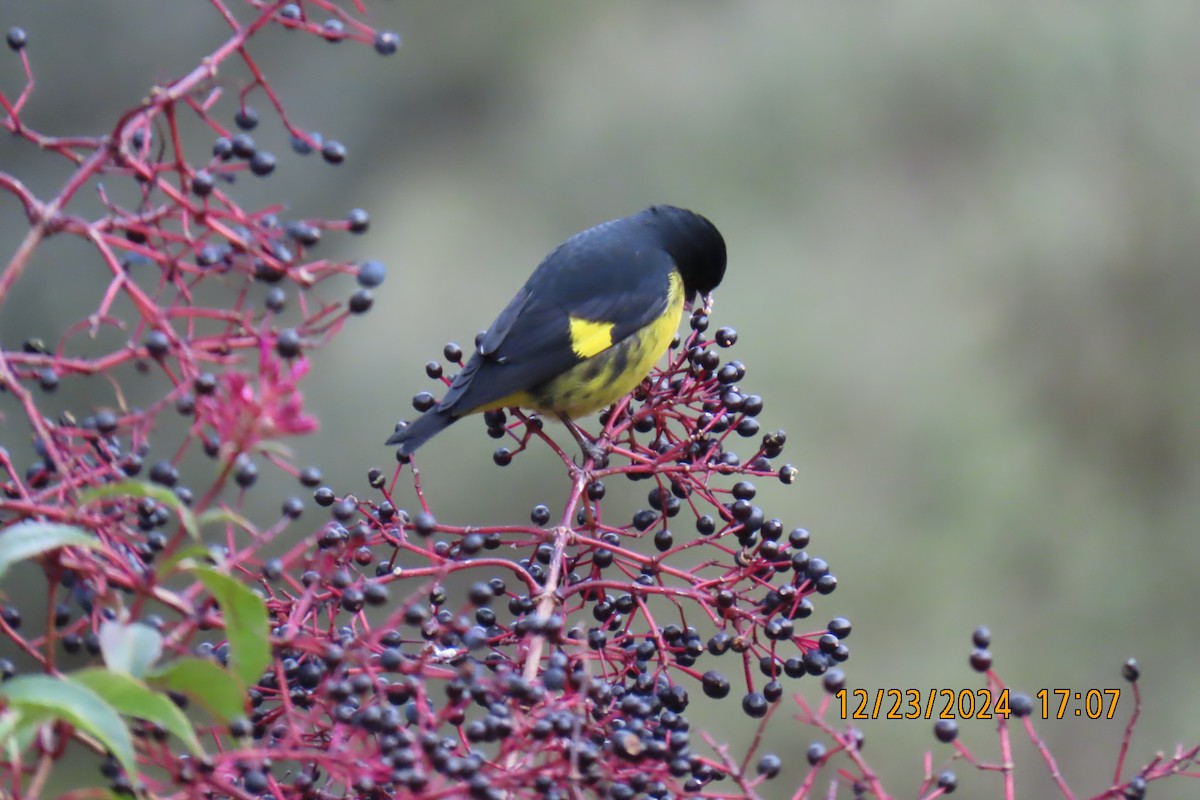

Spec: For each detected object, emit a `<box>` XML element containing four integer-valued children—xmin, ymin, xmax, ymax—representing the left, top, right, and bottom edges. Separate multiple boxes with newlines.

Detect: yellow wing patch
<box><xmin>567</xmin><ymin>317</ymin><xmax>615</xmax><ymax>359</ymax></box>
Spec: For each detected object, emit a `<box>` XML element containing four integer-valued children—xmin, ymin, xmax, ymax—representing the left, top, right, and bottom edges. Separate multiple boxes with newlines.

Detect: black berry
<box><xmin>347</xmin><ymin>208</ymin><xmax>370</xmax><ymax>233</ymax></box>
<box><xmin>374</xmin><ymin>30</ymin><xmax>400</xmax><ymax>55</ymax></box>
<box><xmin>348</xmin><ymin>289</ymin><xmax>373</xmax><ymax>314</ymax></box>
<box><xmin>357</xmin><ymin>260</ymin><xmax>386</xmax><ymax>288</ymax></box>
<box><xmin>234</xmin><ymin>107</ymin><xmax>259</xmax><ymax>131</ymax></box>
<box><xmin>249</xmin><ymin>150</ymin><xmax>276</xmax><ymax>176</ymax></box>
<box><xmin>321</xmin><ymin>139</ymin><xmax>347</xmax><ymax>164</ymax></box>
<box><xmin>7</xmin><ymin>27</ymin><xmax>28</xmax><ymax>51</ymax></box>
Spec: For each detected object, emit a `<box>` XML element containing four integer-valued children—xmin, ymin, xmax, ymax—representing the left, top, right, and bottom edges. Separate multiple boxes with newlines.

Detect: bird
<box><xmin>385</xmin><ymin>205</ymin><xmax>727</xmax><ymax>457</ymax></box>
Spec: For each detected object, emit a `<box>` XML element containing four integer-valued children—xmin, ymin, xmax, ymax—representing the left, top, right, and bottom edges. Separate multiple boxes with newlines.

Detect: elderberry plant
<box><xmin>0</xmin><ymin>4</ymin><xmax>841</xmax><ymax>797</ymax></box>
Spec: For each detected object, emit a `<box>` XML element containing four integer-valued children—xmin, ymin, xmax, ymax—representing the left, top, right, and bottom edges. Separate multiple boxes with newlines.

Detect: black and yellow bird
<box><xmin>385</xmin><ymin>205</ymin><xmax>726</xmax><ymax>456</ymax></box>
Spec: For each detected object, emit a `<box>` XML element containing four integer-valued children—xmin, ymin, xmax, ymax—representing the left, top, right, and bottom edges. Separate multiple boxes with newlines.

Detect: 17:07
<box><xmin>1036</xmin><ymin>688</ymin><xmax>1121</xmax><ymax>719</ymax></box>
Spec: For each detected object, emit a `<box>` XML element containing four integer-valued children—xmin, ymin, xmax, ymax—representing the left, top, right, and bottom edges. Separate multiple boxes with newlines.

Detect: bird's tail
<box><xmin>384</xmin><ymin>409</ymin><xmax>458</xmax><ymax>456</ymax></box>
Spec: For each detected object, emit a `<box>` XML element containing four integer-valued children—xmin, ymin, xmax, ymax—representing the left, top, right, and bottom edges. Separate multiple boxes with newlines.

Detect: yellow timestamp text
<box><xmin>1035</xmin><ymin>688</ymin><xmax>1122</xmax><ymax>720</ymax></box>
<box><xmin>834</xmin><ymin>688</ymin><xmax>1121</xmax><ymax>720</ymax></box>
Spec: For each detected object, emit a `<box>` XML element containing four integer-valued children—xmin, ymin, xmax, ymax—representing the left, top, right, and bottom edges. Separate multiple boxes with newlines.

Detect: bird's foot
<box><xmin>559</xmin><ymin>414</ymin><xmax>610</xmax><ymax>474</ymax></box>
<box><xmin>579</xmin><ymin>438</ymin><xmax>610</xmax><ymax>468</ymax></box>
<box><xmin>567</xmin><ymin>442</ymin><xmax>610</xmax><ymax>481</ymax></box>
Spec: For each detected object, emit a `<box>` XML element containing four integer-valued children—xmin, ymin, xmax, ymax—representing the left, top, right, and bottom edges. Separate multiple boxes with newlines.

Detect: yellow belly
<box><xmin>489</xmin><ymin>271</ymin><xmax>684</xmax><ymax>418</ymax></box>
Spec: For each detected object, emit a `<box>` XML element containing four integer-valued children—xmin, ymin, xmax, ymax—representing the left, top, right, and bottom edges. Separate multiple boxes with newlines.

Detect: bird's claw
<box><xmin>566</xmin><ymin>438</ymin><xmax>610</xmax><ymax>480</ymax></box>
<box><xmin>581</xmin><ymin>439</ymin><xmax>610</xmax><ymax>467</ymax></box>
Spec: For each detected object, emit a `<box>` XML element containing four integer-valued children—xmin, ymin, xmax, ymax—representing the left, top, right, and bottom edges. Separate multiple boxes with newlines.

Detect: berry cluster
<box><xmin>1</xmin><ymin>4</ymin><xmax>849</xmax><ymax>796</ymax></box>
<box><xmin>257</xmin><ymin>309</ymin><xmax>848</xmax><ymax>797</ymax></box>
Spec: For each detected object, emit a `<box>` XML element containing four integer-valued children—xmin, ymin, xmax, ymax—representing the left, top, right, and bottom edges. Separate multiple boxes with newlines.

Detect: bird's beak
<box><xmin>684</xmin><ymin>293</ymin><xmax>714</xmax><ymax>314</ymax></box>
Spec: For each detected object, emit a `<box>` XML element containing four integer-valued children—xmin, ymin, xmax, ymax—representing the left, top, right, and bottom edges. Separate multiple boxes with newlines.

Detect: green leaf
<box><xmin>0</xmin><ymin>707</ymin><xmax>49</xmax><ymax>765</ymax></box>
<box><xmin>147</xmin><ymin>657</ymin><xmax>246</xmax><ymax>722</ymax></box>
<box><xmin>79</xmin><ymin>480</ymin><xmax>198</xmax><ymax>540</ymax></box>
<box><xmin>0</xmin><ymin>674</ymin><xmax>136</xmax><ymax>778</ymax></box>
<box><xmin>0</xmin><ymin>522</ymin><xmax>102</xmax><ymax>583</ymax></box>
<box><xmin>189</xmin><ymin>565</ymin><xmax>270</xmax><ymax>685</ymax></box>
<box><xmin>70</xmin><ymin>668</ymin><xmax>203</xmax><ymax>756</ymax></box>
<box><xmin>154</xmin><ymin>543</ymin><xmax>217</xmax><ymax>578</ymax></box>
<box><xmin>196</xmin><ymin>507</ymin><xmax>257</xmax><ymax>536</ymax></box>
<box><xmin>98</xmin><ymin>620</ymin><xmax>163</xmax><ymax>679</ymax></box>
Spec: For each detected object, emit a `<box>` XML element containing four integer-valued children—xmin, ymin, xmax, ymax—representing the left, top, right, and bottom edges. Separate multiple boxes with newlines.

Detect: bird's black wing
<box><xmin>437</xmin><ymin>238</ymin><xmax>675</xmax><ymax>416</ymax></box>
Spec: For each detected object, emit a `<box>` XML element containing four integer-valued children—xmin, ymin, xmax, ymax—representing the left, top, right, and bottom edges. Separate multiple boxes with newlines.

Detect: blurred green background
<box><xmin>3</xmin><ymin>2</ymin><xmax>1200</xmax><ymax>796</ymax></box>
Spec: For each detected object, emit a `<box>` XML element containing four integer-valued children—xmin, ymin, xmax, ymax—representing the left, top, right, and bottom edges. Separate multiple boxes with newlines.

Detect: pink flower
<box><xmin>197</xmin><ymin>338</ymin><xmax>318</xmax><ymax>452</ymax></box>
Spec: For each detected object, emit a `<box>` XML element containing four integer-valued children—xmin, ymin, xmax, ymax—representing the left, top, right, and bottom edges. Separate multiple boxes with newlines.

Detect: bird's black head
<box><xmin>642</xmin><ymin>205</ymin><xmax>727</xmax><ymax>303</ymax></box>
